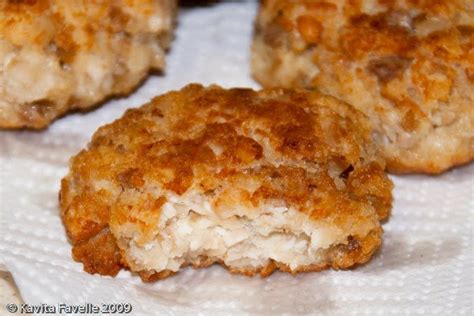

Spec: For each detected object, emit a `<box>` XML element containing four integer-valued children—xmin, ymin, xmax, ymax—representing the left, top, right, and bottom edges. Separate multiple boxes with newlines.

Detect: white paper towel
<box><xmin>0</xmin><ymin>2</ymin><xmax>473</xmax><ymax>315</ymax></box>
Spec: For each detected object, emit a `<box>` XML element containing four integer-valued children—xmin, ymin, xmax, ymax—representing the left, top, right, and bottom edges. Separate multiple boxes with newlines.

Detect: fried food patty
<box><xmin>60</xmin><ymin>84</ymin><xmax>393</xmax><ymax>281</ymax></box>
<box><xmin>0</xmin><ymin>0</ymin><xmax>176</xmax><ymax>128</ymax></box>
<box><xmin>252</xmin><ymin>0</ymin><xmax>474</xmax><ymax>174</ymax></box>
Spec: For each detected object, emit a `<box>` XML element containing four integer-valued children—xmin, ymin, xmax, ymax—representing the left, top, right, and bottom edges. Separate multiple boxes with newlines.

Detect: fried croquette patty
<box><xmin>0</xmin><ymin>0</ymin><xmax>176</xmax><ymax>128</ymax></box>
<box><xmin>60</xmin><ymin>84</ymin><xmax>393</xmax><ymax>281</ymax></box>
<box><xmin>252</xmin><ymin>0</ymin><xmax>474</xmax><ymax>174</ymax></box>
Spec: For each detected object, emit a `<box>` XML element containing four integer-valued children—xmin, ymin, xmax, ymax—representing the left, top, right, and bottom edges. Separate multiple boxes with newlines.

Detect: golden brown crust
<box><xmin>71</xmin><ymin>228</ymin><xmax>122</xmax><ymax>277</ymax></box>
<box><xmin>252</xmin><ymin>0</ymin><xmax>474</xmax><ymax>174</ymax></box>
<box><xmin>0</xmin><ymin>0</ymin><xmax>177</xmax><ymax>128</ymax></box>
<box><xmin>60</xmin><ymin>84</ymin><xmax>392</xmax><ymax>280</ymax></box>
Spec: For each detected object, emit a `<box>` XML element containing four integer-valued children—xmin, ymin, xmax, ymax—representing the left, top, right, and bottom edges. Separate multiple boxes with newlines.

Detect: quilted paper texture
<box><xmin>0</xmin><ymin>2</ymin><xmax>473</xmax><ymax>315</ymax></box>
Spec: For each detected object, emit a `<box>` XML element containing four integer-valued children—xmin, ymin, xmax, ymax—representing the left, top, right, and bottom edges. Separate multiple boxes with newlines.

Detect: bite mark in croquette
<box><xmin>60</xmin><ymin>84</ymin><xmax>393</xmax><ymax>281</ymax></box>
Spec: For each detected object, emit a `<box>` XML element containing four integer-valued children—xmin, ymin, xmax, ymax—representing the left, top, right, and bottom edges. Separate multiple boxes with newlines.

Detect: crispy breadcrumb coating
<box><xmin>60</xmin><ymin>84</ymin><xmax>393</xmax><ymax>281</ymax></box>
<box><xmin>0</xmin><ymin>0</ymin><xmax>176</xmax><ymax>128</ymax></box>
<box><xmin>252</xmin><ymin>0</ymin><xmax>474</xmax><ymax>174</ymax></box>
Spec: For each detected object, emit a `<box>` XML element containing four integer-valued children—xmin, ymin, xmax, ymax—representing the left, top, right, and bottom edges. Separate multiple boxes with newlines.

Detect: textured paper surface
<box><xmin>1</xmin><ymin>2</ymin><xmax>473</xmax><ymax>314</ymax></box>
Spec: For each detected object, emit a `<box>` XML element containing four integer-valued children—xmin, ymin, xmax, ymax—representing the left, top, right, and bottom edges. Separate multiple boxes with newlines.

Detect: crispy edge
<box><xmin>386</xmin><ymin>151</ymin><xmax>474</xmax><ymax>174</ymax></box>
